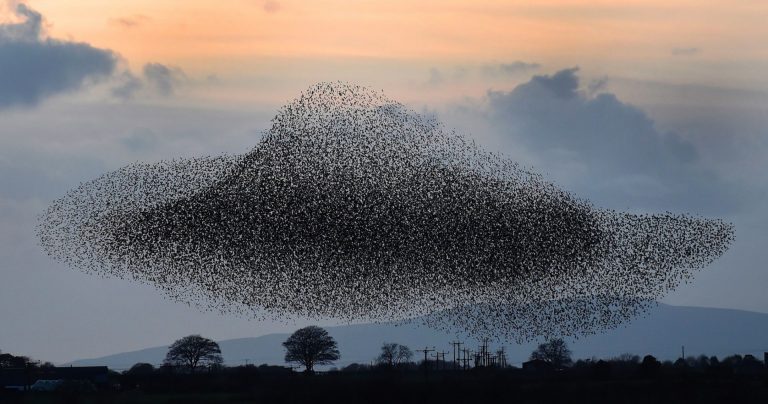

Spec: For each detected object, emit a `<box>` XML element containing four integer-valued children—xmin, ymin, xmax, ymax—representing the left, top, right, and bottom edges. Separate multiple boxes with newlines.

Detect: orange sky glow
<box><xmin>16</xmin><ymin>1</ymin><xmax>764</xmax><ymax>70</ymax></box>
<box><xmin>0</xmin><ymin>0</ymin><xmax>763</xmax><ymax>105</ymax></box>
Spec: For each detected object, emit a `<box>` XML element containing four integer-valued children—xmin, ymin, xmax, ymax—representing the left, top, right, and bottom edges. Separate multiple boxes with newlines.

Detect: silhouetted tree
<box><xmin>126</xmin><ymin>362</ymin><xmax>155</xmax><ymax>375</ymax></box>
<box><xmin>283</xmin><ymin>326</ymin><xmax>340</xmax><ymax>373</ymax></box>
<box><xmin>673</xmin><ymin>358</ymin><xmax>688</xmax><ymax>368</ymax></box>
<box><xmin>376</xmin><ymin>343</ymin><xmax>413</xmax><ymax>367</ymax></box>
<box><xmin>593</xmin><ymin>359</ymin><xmax>612</xmax><ymax>379</ymax></box>
<box><xmin>341</xmin><ymin>363</ymin><xmax>372</xmax><ymax>372</ymax></box>
<box><xmin>639</xmin><ymin>354</ymin><xmax>661</xmax><ymax>377</ymax></box>
<box><xmin>163</xmin><ymin>335</ymin><xmax>223</xmax><ymax>373</ymax></box>
<box><xmin>738</xmin><ymin>354</ymin><xmax>764</xmax><ymax>375</ymax></box>
<box><xmin>612</xmin><ymin>353</ymin><xmax>640</xmax><ymax>364</ymax></box>
<box><xmin>0</xmin><ymin>351</ymin><xmax>33</xmax><ymax>368</ymax></box>
<box><xmin>529</xmin><ymin>338</ymin><xmax>572</xmax><ymax>369</ymax></box>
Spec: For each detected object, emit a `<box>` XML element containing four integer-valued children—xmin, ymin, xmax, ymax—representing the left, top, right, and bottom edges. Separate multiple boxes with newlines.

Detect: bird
<box><xmin>37</xmin><ymin>82</ymin><xmax>734</xmax><ymax>341</ymax></box>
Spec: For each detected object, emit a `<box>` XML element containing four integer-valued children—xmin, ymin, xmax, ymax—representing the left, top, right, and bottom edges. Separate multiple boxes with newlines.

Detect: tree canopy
<box><xmin>530</xmin><ymin>338</ymin><xmax>572</xmax><ymax>369</ymax></box>
<box><xmin>164</xmin><ymin>335</ymin><xmax>223</xmax><ymax>373</ymax></box>
<box><xmin>376</xmin><ymin>343</ymin><xmax>413</xmax><ymax>367</ymax></box>
<box><xmin>283</xmin><ymin>326</ymin><xmax>340</xmax><ymax>373</ymax></box>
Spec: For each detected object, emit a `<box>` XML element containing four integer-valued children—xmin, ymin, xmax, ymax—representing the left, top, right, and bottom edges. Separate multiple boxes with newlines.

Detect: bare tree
<box><xmin>283</xmin><ymin>326</ymin><xmax>340</xmax><ymax>373</ymax></box>
<box><xmin>377</xmin><ymin>343</ymin><xmax>413</xmax><ymax>367</ymax></box>
<box><xmin>164</xmin><ymin>335</ymin><xmax>223</xmax><ymax>373</ymax></box>
<box><xmin>529</xmin><ymin>338</ymin><xmax>572</xmax><ymax>369</ymax></box>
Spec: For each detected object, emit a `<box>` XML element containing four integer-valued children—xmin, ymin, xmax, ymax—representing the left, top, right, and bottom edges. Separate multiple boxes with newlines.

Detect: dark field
<box><xmin>3</xmin><ymin>367</ymin><xmax>768</xmax><ymax>404</ymax></box>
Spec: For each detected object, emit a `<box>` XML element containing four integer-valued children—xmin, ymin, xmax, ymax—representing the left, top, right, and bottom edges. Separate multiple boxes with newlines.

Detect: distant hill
<box><xmin>67</xmin><ymin>304</ymin><xmax>768</xmax><ymax>371</ymax></box>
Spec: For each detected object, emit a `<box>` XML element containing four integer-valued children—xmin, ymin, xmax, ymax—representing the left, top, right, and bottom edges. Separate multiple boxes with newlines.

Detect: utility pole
<box><xmin>437</xmin><ymin>351</ymin><xmax>449</xmax><ymax>371</ymax></box>
<box><xmin>462</xmin><ymin>348</ymin><xmax>472</xmax><ymax>370</ymax></box>
<box><xmin>681</xmin><ymin>345</ymin><xmax>685</xmax><ymax>360</ymax></box>
<box><xmin>478</xmin><ymin>338</ymin><xmax>490</xmax><ymax>367</ymax></box>
<box><xmin>417</xmin><ymin>346</ymin><xmax>435</xmax><ymax>373</ymax></box>
<box><xmin>497</xmin><ymin>346</ymin><xmax>507</xmax><ymax>368</ymax></box>
<box><xmin>450</xmin><ymin>341</ymin><xmax>463</xmax><ymax>370</ymax></box>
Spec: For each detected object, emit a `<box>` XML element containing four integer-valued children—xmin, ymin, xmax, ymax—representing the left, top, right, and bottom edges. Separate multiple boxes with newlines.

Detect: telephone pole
<box><xmin>450</xmin><ymin>341</ymin><xmax>463</xmax><ymax>370</ymax></box>
<box><xmin>462</xmin><ymin>348</ymin><xmax>472</xmax><ymax>370</ymax></box>
<box><xmin>417</xmin><ymin>346</ymin><xmax>435</xmax><ymax>372</ymax></box>
<box><xmin>477</xmin><ymin>338</ymin><xmax>490</xmax><ymax>367</ymax></box>
<box><xmin>497</xmin><ymin>346</ymin><xmax>507</xmax><ymax>368</ymax></box>
<box><xmin>435</xmin><ymin>351</ymin><xmax>449</xmax><ymax>370</ymax></box>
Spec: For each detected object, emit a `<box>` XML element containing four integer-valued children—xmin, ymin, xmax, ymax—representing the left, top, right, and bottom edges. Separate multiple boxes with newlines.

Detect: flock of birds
<box><xmin>37</xmin><ymin>82</ymin><xmax>734</xmax><ymax>342</ymax></box>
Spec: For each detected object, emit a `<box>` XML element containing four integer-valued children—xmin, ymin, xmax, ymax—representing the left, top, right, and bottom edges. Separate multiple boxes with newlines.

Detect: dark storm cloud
<box><xmin>0</xmin><ymin>3</ymin><xmax>117</xmax><ymax>109</ymax></box>
<box><xmin>487</xmin><ymin>68</ymin><xmax>735</xmax><ymax>212</ymax></box>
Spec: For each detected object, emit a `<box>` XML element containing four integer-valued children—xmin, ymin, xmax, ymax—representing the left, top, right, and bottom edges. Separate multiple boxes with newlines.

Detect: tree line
<box><xmin>4</xmin><ymin>328</ymin><xmax>767</xmax><ymax>402</ymax></box>
<box><xmin>3</xmin><ymin>327</ymin><xmax>765</xmax><ymax>377</ymax></box>
<box><xmin>148</xmin><ymin>327</ymin><xmax>768</xmax><ymax>377</ymax></box>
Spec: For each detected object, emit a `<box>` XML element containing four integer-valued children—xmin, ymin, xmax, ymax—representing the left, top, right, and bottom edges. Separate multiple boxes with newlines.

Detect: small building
<box><xmin>30</xmin><ymin>379</ymin><xmax>63</xmax><ymax>392</ymax></box>
<box><xmin>1</xmin><ymin>366</ymin><xmax>108</xmax><ymax>391</ymax></box>
<box><xmin>37</xmin><ymin>366</ymin><xmax>109</xmax><ymax>384</ymax></box>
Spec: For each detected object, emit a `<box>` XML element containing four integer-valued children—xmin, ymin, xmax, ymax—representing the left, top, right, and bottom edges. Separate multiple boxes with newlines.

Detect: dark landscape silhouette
<box><xmin>64</xmin><ymin>303</ymin><xmax>768</xmax><ymax>371</ymax></box>
<box><xmin>2</xmin><ymin>324</ymin><xmax>767</xmax><ymax>404</ymax></box>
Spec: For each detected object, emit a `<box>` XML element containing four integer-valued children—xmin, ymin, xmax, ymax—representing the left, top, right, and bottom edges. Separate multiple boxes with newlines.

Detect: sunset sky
<box><xmin>10</xmin><ymin>0</ymin><xmax>768</xmax><ymax>100</ymax></box>
<box><xmin>1</xmin><ymin>0</ymin><xmax>767</xmax><ymax>364</ymax></box>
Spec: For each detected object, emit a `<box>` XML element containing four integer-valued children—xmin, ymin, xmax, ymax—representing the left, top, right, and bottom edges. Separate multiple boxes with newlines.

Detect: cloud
<box><xmin>263</xmin><ymin>1</ymin><xmax>280</xmax><ymax>13</ymax></box>
<box><xmin>0</xmin><ymin>3</ymin><xmax>117</xmax><ymax>109</ymax></box>
<box><xmin>0</xmin><ymin>1</ymin><xmax>42</xmax><ymax>40</ymax></box>
<box><xmin>586</xmin><ymin>76</ymin><xmax>608</xmax><ymax>96</ymax></box>
<box><xmin>112</xmin><ymin>63</ymin><xmax>188</xmax><ymax>101</ymax></box>
<box><xmin>481</xmin><ymin>61</ymin><xmax>541</xmax><ymax>77</ymax></box>
<box><xmin>143</xmin><ymin>63</ymin><xmax>185</xmax><ymax>96</ymax></box>
<box><xmin>110</xmin><ymin>63</ymin><xmax>188</xmax><ymax>100</ymax></box>
<box><xmin>427</xmin><ymin>61</ymin><xmax>540</xmax><ymax>87</ymax></box>
<box><xmin>485</xmin><ymin>68</ymin><xmax>734</xmax><ymax>212</ymax></box>
<box><xmin>427</xmin><ymin>67</ymin><xmax>444</xmax><ymax>86</ymax></box>
<box><xmin>109</xmin><ymin>15</ymin><xmax>151</xmax><ymax>29</ymax></box>
<box><xmin>672</xmin><ymin>47</ymin><xmax>700</xmax><ymax>56</ymax></box>
<box><xmin>111</xmin><ymin>71</ymin><xmax>143</xmax><ymax>100</ymax></box>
